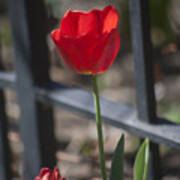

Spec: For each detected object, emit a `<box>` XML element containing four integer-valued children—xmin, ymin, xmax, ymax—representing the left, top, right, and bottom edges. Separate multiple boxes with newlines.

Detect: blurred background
<box><xmin>1</xmin><ymin>0</ymin><xmax>180</xmax><ymax>179</ymax></box>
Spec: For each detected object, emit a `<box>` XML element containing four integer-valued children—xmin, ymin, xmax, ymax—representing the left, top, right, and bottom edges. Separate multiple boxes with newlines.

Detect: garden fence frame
<box><xmin>0</xmin><ymin>0</ymin><xmax>180</xmax><ymax>180</ymax></box>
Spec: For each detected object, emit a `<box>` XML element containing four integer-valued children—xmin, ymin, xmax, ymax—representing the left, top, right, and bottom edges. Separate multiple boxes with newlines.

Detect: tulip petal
<box><xmin>59</xmin><ymin>10</ymin><xmax>79</xmax><ymax>37</ymax></box>
<box><xmin>34</xmin><ymin>177</ymin><xmax>41</xmax><ymax>180</ymax></box>
<box><xmin>102</xmin><ymin>5</ymin><xmax>119</xmax><ymax>33</ymax></box>
<box><xmin>58</xmin><ymin>6</ymin><xmax>119</xmax><ymax>36</ymax></box>
<box><xmin>39</xmin><ymin>168</ymin><xmax>51</xmax><ymax>177</ymax></box>
<box><xmin>59</xmin><ymin>10</ymin><xmax>102</xmax><ymax>37</ymax></box>
<box><xmin>42</xmin><ymin>174</ymin><xmax>51</xmax><ymax>180</ymax></box>
<box><xmin>51</xmin><ymin>168</ymin><xmax>61</xmax><ymax>180</ymax></box>
<box><xmin>77</xmin><ymin>10</ymin><xmax>102</xmax><ymax>36</ymax></box>
<box><xmin>53</xmin><ymin>33</ymin><xmax>98</xmax><ymax>74</ymax></box>
<box><xmin>34</xmin><ymin>168</ymin><xmax>51</xmax><ymax>180</ymax></box>
<box><xmin>90</xmin><ymin>29</ymin><xmax>120</xmax><ymax>74</ymax></box>
<box><xmin>51</xmin><ymin>29</ymin><xmax>60</xmax><ymax>44</ymax></box>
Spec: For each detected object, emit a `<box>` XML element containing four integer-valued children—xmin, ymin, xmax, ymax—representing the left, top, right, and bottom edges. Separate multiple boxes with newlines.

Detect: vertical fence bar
<box><xmin>128</xmin><ymin>0</ymin><xmax>161</xmax><ymax>179</ymax></box>
<box><xmin>0</xmin><ymin>41</ymin><xmax>12</xmax><ymax>180</ymax></box>
<box><xmin>7</xmin><ymin>0</ymin><xmax>56</xmax><ymax>179</ymax></box>
<box><xmin>0</xmin><ymin>91</ymin><xmax>11</xmax><ymax>180</ymax></box>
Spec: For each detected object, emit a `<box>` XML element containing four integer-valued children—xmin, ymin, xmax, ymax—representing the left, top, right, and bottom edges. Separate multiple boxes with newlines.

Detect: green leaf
<box><xmin>134</xmin><ymin>139</ymin><xmax>150</xmax><ymax>180</ymax></box>
<box><xmin>110</xmin><ymin>134</ymin><xmax>124</xmax><ymax>180</ymax></box>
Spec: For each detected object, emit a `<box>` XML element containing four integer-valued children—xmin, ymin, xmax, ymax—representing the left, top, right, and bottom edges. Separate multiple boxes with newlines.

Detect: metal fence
<box><xmin>0</xmin><ymin>0</ymin><xmax>180</xmax><ymax>180</ymax></box>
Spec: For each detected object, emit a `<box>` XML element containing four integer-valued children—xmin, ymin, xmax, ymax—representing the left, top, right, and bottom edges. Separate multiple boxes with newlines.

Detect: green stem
<box><xmin>92</xmin><ymin>75</ymin><xmax>107</xmax><ymax>180</ymax></box>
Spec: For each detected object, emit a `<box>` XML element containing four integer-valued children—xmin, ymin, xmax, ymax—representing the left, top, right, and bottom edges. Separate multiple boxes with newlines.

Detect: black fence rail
<box><xmin>0</xmin><ymin>0</ymin><xmax>179</xmax><ymax>180</ymax></box>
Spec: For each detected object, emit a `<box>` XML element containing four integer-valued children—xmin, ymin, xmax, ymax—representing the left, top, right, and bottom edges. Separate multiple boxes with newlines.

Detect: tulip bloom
<box><xmin>51</xmin><ymin>5</ymin><xmax>120</xmax><ymax>74</ymax></box>
<box><xmin>34</xmin><ymin>168</ymin><xmax>66</xmax><ymax>180</ymax></box>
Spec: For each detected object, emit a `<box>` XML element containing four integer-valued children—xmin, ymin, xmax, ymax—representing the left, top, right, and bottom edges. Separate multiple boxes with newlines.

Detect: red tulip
<box><xmin>51</xmin><ymin>5</ymin><xmax>120</xmax><ymax>75</ymax></box>
<box><xmin>34</xmin><ymin>168</ymin><xmax>66</xmax><ymax>180</ymax></box>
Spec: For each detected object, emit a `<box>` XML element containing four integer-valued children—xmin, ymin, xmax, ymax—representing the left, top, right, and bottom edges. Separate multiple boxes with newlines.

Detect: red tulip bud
<box><xmin>34</xmin><ymin>168</ymin><xmax>66</xmax><ymax>180</ymax></box>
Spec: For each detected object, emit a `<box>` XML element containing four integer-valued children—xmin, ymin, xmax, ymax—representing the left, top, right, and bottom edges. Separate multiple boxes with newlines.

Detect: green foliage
<box><xmin>158</xmin><ymin>103</ymin><xmax>180</xmax><ymax>124</ymax></box>
<box><xmin>0</xmin><ymin>18</ymin><xmax>12</xmax><ymax>47</ymax></box>
<box><xmin>150</xmin><ymin>0</ymin><xmax>170</xmax><ymax>30</ymax></box>
<box><xmin>163</xmin><ymin>105</ymin><xmax>180</xmax><ymax>124</ymax></box>
<box><xmin>134</xmin><ymin>139</ymin><xmax>150</xmax><ymax>180</ymax></box>
<box><xmin>121</xmin><ymin>0</ymin><xmax>175</xmax><ymax>48</ymax></box>
<box><xmin>110</xmin><ymin>135</ymin><xmax>124</xmax><ymax>180</ymax></box>
<box><xmin>150</xmin><ymin>0</ymin><xmax>175</xmax><ymax>44</ymax></box>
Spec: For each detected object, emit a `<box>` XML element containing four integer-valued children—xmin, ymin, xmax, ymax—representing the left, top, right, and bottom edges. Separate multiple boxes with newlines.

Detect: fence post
<box><xmin>7</xmin><ymin>0</ymin><xmax>56</xmax><ymax>179</ymax></box>
<box><xmin>128</xmin><ymin>0</ymin><xmax>161</xmax><ymax>179</ymax></box>
<box><xmin>0</xmin><ymin>41</ymin><xmax>12</xmax><ymax>180</ymax></box>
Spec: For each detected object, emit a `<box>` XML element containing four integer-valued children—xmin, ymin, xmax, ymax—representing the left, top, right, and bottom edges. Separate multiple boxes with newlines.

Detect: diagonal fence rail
<box><xmin>0</xmin><ymin>72</ymin><xmax>180</xmax><ymax>151</ymax></box>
